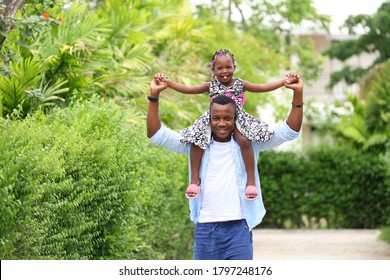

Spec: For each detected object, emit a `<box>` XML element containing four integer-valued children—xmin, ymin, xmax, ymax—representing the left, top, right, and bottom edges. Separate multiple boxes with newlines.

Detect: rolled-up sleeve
<box><xmin>254</xmin><ymin>121</ymin><xmax>300</xmax><ymax>152</ymax></box>
<box><xmin>150</xmin><ymin>125</ymin><xmax>190</xmax><ymax>154</ymax></box>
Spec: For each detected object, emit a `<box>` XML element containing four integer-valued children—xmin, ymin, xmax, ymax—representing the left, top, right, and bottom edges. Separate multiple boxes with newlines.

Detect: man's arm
<box><xmin>146</xmin><ymin>79</ymin><xmax>167</xmax><ymax>138</ymax></box>
<box><xmin>284</xmin><ymin>75</ymin><xmax>303</xmax><ymax>132</ymax></box>
<box><xmin>146</xmin><ymin>79</ymin><xmax>191</xmax><ymax>155</ymax></box>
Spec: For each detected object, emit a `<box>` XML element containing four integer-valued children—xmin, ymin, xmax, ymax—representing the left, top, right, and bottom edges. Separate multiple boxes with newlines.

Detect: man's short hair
<box><xmin>211</xmin><ymin>95</ymin><xmax>236</xmax><ymax>106</ymax></box>
<box><xmin>210</xmin><ymin>95</ymin><xmax>237</xmax><ymax>117</ymax></box>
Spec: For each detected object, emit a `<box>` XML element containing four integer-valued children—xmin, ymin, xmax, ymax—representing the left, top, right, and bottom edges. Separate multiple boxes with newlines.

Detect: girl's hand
<box><xmin>154</xmin><ymin>73</ymin><xmax>168</xmax><ymax>86</ymax></box>
<box><xmin>284</xmin><ymin>74</ymin><xmax>303</xmax><ymax>91</ymax></box>
<box><xmin>283</xmin><ymin>72</ymin><xmax>299</xmax><ymax>85</ymax></box>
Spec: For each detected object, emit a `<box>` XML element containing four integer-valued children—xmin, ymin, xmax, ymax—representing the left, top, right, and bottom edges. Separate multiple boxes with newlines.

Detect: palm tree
<box><xmin>332</xmin><ymin>61</ymin><xmax>390</xmax><ymax>154</ymax></box>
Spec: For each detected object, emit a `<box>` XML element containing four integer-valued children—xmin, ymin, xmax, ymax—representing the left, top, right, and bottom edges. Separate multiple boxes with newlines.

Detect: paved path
<box><xmin>253</xmin><ymin>229</ymin><xmax>390</xmax><ymax>260</ymax></box>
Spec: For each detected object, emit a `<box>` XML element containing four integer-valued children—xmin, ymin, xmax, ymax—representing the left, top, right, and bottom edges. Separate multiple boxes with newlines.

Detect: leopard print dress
<box><xmin>179</xmin><ymin>78</ymin><xmax>274</xmax><ymax>149</ymax></box>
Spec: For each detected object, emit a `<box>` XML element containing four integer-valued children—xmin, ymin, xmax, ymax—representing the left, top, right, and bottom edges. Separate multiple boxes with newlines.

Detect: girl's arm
<box><xmin>168</xmin><ymin>80</ymin><xmax>210</xmax><ymax>94</ymax></box>
<box><xmin>154</xmin><ymin>73</ymin><xmax>209</xmax><ymax>94</ymax></box>
<box><xmin>243</xmin><ymin>72</ymin><xmax>298</xmax><ymax>93</ymax></box>
<box><xmin>243</xmin><ymin>79</ymin><xmax>284</xmax><ymax>93</ymax></box>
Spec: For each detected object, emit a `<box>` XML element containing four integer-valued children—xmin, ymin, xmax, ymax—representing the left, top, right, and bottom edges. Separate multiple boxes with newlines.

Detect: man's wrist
<box><xmin>292</xmin><ymin>102</ymin><xmax>303</xmax><ymax>108</ymax></box>
<box><xmin>149</xmin><ymin>88</ymin><xmax>160</xmax><ymax>98</ymax></box>
<box><xmin>292</xmin><ymin>87</ymin><xmax>303</xmax><ymax>96</ymax></box>
<box><xmin>147</xmin><ymin>95</ymin><xmax>159</xmax><ymax>102</ymax></box>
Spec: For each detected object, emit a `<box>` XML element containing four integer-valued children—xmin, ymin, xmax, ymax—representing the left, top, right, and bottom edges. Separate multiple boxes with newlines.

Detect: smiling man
<box><xmin>146</xmin><ymin>74</ymin><xmax>303</xmax><ymax>260</ymax></box>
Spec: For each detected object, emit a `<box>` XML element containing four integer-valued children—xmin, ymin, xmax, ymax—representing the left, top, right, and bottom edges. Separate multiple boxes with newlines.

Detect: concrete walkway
<box><xmin>253</xmin><ymin>229</ymin><xmax>390</xmax><ymax>260</ymax></box>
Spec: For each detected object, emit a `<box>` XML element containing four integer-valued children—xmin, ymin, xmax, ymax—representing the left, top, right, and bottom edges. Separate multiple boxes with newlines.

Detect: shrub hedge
<box><xmin>258</xmin><ymin>148</ymin><xmax>390</xmax><ymax>229</ymax></box>
<box><xmin>0</xmin><ymin>99</ymin><xmax>193</xmax><ymax>260</ymax></box>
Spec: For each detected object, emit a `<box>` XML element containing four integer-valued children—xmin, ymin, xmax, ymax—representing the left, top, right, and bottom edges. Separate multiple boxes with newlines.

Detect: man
<box><xmin>146</xmin><ymin>74</ymin><xmax>303</xmax><ymax>260</ymax></box>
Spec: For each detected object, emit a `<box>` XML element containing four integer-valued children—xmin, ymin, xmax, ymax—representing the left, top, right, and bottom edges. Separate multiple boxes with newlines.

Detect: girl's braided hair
<box><xmin>210</xmin><ymin>49</ymin><xmax>237</xmax><ymax>70</ymax></box>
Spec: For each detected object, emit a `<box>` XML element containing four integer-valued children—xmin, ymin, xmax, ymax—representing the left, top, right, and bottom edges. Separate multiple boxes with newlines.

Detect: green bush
<box><xmin>379</xmin><ymin>227</ymin><xmax>390</xmax><ymax>245</ymax></box>
<box><xmin>257</xmin><ymin>151</ymin><xmax>306</xmax><ymax>228</ymax></box>
<box><xmin>259</xmin><ymin>147</ymin><xmax>390</xmax><ymax>229</ymax></box>
<box><xmin>0</xmin><ymin>98</ymin><xmax>193</xmax><ymax>259</ymax></box>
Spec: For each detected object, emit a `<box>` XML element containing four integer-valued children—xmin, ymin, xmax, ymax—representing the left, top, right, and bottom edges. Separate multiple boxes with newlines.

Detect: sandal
<box><xmin>245</xmin><ymin>185</ymin><xmax>258</xmax><ymax>200</ymax></box>
<box><xmin>185</xmin><ymin>183</ymin><xmax>200</xmax><ymax>199</ymax></box>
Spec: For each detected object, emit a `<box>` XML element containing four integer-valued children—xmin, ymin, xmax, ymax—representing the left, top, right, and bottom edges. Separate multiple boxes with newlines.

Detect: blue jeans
<box><xmin>193</xmin><ymin>219</ymin><xmax>253</xmax><ymax>260</ymax></box>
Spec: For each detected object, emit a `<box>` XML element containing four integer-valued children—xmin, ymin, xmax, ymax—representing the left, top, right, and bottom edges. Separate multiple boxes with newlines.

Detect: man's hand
<box><xmin>150</xmin><ymin>75</ymin><xmax>168</xmax><ymax>98</ymax></box>
<box><xmin>282</xmin><ymin>72</ymin><xmax>299</xmax><ymax>86</ymax></box>
<box><xmin>284</xmin><ymin>74</ymin><xmax>303</xmax><ymax>91</ymax></box>
<box><xmin>154</xmin><ymin>73</ymin><xmax>168</xmax><ymax>85</ymax></box>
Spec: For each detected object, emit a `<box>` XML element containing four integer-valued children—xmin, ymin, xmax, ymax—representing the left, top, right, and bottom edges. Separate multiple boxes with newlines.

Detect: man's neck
<box><xmin>213</xmin><ymin>136</ymin><xmax>232</xmax><ymax>143</ymax></box>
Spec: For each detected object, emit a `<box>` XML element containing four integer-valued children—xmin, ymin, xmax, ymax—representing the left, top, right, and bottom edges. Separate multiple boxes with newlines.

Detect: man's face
<box><xmin>210</xmin><ymin>103</ymin><xmax>235</xmax><ymax>142</ymax></box>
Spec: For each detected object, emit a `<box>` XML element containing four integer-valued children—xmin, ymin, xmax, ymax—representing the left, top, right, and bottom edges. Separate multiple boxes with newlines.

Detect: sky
<box><xmin>313</xmin><ymin>0</ymin><xmax>386</xmax><ymax>34</ymax></box>
<box><xmin>191</xmin><ymin>0</ymin><xmax>387</xmax><ymax>34</ymax></box>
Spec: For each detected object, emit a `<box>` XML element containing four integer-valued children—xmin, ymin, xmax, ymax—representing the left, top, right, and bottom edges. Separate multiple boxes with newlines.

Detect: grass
<box><xmin>379</xmin><ymin>227</ymin><xmax>390</xmax><ymax>244</ymax></box>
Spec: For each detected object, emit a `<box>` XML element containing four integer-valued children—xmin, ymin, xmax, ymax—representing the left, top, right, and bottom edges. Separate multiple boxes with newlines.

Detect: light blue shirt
<box><xmin>150</xmin><ymin>121</ymin><xmax>300</xmax><ymax>230</ymax></box>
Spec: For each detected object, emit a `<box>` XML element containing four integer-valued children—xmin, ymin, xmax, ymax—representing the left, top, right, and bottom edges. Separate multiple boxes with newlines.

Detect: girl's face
<box><xmin>212</xmin><ymin>54</ymin><xmax>236</xmax><ymax>86</ymax></box>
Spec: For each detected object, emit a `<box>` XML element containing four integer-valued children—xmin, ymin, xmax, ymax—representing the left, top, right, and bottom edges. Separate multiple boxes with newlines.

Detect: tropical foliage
<box><xmin>310</xmin><ymin>2</ymin><xmax>390</xmax><ymax>156</ymax></box>
<box><xmin>323</xmin><ymin>1</ymin><xmax>390</xmax><ymax>88</ymax></box>
<box><xmin>313</xmin><ymin>60</ymin><xmax>390</xmax><ymax>155</ymax></box>
<box><xmin>1</xmin><ymin>0</ymin><xmax>328</xmax><ymax>126</ymax></box>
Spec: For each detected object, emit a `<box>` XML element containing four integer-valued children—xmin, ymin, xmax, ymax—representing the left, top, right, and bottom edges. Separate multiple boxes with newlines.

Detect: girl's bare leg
<box><xmin>234</xmin><ymin>127</ymin><xmax>258</xmax><ymax>200</ymax></box>
<box><xmin>186</xmin><ymin>144</ymin><xmax>203</xmax><ymax>198</ymax></box>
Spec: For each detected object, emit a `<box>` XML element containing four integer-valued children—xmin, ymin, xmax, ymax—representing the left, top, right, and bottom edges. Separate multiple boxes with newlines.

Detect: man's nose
<box><xmin>217</xmin><ymin>119</ymin><xmax>226</xmax><ymax>126</ymax></box>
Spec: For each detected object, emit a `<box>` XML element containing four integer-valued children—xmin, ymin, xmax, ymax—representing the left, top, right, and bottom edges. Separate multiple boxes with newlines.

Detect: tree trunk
<box><xmin>0</xmin><ymin>0</ymin><xmax>26</xmax><ymax>50</ymax></box>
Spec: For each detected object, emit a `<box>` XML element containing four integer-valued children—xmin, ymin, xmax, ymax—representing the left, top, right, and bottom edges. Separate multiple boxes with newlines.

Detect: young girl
<box><xmin>154</xmin><ymin>49</ymin><xmax>297</xmax><ymax>200</ymax></box>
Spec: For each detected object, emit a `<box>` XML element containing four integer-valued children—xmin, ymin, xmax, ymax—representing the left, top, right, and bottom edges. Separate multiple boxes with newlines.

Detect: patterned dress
<box><xmin>180</xmin><ymin>78</ymin><xmax>274</xmax><ymax>149</ymax></box>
